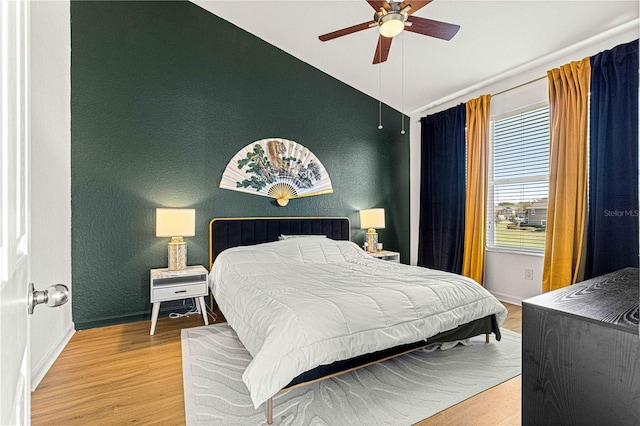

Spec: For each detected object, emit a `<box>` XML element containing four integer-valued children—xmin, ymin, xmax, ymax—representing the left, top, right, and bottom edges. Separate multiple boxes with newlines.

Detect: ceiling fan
<box><xmin>318</xmin><ymin>1</ymin><xmax>460</xmax><ymax>64</ymax></box>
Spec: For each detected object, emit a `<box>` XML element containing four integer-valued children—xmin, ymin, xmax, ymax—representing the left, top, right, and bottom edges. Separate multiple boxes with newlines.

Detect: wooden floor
<box><xmin>32</xmin><ymin>303</ymin><xmax>522</xmax><ymax>425</ymax></box>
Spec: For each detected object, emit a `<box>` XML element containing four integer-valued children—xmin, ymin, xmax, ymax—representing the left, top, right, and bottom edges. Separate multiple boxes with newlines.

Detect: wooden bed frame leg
<box><xmin>266</xmin><ymin>397</ymin><xmax>273</xmax><ymax>424</ymax></box>
<box><xmin>485</xmin><ymin>333</ymin><xmax>490</xmax><ymax>343</ymax></box>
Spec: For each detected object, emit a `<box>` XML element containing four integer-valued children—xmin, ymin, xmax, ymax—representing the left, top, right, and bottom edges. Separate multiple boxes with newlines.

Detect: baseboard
<box><xmin>75</xmin><ymin>299</ymin><xmax>204</xmax><ymax>330</ymax></box>
<box><xmin>75</xmin><ymin>311</ymin><xmax>152</xmax><ymax>330</ymax></box>
<box><xmin>31</xmin><ymin>322</ymin><xmax>75</xmax><ymax>391</ymax></box>
<box><xmin>488</xmin><ymin>290</ymin><xmax>523</xmax><ymax>307</ymax></box>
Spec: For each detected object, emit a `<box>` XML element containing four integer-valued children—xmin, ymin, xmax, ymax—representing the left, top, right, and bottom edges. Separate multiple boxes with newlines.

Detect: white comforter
<box><xmin>209</xmin><ymin>237</ymin><xmax>508</xmax><ymax>408</ymax></box>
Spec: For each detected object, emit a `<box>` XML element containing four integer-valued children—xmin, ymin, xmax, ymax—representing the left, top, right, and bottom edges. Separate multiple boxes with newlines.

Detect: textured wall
<box><xmin>71</xmin><ymin>0</ymin><xmax>410</xmax><ymax>329</ymax></box>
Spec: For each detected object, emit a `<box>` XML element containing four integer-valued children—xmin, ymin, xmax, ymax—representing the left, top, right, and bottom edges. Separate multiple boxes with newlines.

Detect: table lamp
<box><xmin>360</xmin><ymin>208</ymin><xmax>385</xmax><ymax>253</ymax></box>
<box><xmin>156</xmin><ymin>208</ymin><xmax>195</xmax><ymax>270</ymax></box>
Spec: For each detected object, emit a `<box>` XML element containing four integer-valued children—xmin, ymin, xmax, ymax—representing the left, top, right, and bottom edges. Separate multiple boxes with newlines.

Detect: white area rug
<box><xmin>181</xmin><ymin>324</ymin><xmax>521</xmax><ymax>425</ymax></box>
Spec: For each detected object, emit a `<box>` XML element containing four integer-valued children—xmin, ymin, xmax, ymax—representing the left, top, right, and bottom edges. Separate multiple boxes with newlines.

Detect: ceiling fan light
<box><xmin>379</xmin><ymin>14</ymin><xmax>405</xmax><ymax>38</ymax></box>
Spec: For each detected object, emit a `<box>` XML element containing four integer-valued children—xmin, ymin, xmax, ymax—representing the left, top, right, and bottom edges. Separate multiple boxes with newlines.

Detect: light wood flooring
<box><xmin>32</xmin><ymin>302</ymin><xmax>522</xmax><ymax>425</ymax></box>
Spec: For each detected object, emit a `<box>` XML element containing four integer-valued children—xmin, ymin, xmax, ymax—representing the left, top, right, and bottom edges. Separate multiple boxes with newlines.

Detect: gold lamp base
<box><xmin>365</xmin><ymin>228</ymin><xmax>378</xmax><ymax>253</ymax></box>
<box><xmin>168</xmin><ymin>236</ymin><xmax>187</xmax><ymax>270</ymax></box>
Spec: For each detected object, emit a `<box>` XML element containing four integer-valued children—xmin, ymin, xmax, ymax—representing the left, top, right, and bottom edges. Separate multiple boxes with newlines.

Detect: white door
<box><xmin>1</xmin><ymin>0</ymin><xmax>31</xmax><ymax>423</ymax></box>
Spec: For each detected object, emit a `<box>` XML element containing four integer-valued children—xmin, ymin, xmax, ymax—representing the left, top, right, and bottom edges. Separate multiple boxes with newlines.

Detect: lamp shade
<box><xmin>156</xmin><ymin>208</ymin><xmax>195</xmax><ymax>237</ymax></box>
<box><xmin>360</xmin><ymin>208</ymin><xmax>385</xmax><ymax>229</ymax></box>
<box><xmin>379</xmin><ymin>14</ymin><xmax>405</xmax><ymax>38</ymax></box>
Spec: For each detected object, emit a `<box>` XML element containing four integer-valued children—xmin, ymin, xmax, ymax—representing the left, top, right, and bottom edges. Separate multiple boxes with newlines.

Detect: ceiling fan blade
<box><xmin>405</xmin><ymin>16</ymin><xmax>460</xmax><ymax>40</ymax></box>
<box><xmin>399</xmin><ymin>1</ymin><xmax>433</xmax><ymax>16</ymax></box>
<box><xmin>373</xmin><ymin>35</ymin><xmax>392</xmax><ymax>64</ymax></box>
<box><xmin>319</xmin><ymin>21</ymin><xmax>376</xmax><ymax>41</ymax></box>
<box><xmin>366</xmin><ymin>1</ymin><xmax>390</xmax><ymax>11</ymax></box>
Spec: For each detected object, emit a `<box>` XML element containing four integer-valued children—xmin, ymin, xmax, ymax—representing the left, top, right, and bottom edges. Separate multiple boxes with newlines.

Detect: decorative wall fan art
<box><xmin>220</xmin><ymin>138</ymin><xmax>333</xmax><ymax>206</ymax></box>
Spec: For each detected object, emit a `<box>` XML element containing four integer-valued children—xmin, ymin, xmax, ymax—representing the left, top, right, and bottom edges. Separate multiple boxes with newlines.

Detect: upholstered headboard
<box><xmin>208</xmin><ymin>217</ymin><xmax>351</xmax><ymax>268</ymax></box>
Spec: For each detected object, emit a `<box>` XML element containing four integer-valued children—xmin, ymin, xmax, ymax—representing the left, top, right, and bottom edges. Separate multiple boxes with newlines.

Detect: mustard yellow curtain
<box><xmin>463</xmin><ymin>94</ymin><xmax>491</xmax><ymax>285</ymax></box>
<box><xmin>542</xmin><ymin>57</ymin><xmax>590</xmax><ymax>293</ymax></box>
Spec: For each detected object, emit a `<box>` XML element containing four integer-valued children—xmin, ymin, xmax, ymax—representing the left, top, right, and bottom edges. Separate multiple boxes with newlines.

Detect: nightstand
<box><xmin>150</xmin><ymin>265</ymin><xmax>209</xmax><ymax>335</ymax></box>
<box><xmin>367</xmin><ymin>250</ymin><xmax>400</xmax><ymax>263</ymax></box>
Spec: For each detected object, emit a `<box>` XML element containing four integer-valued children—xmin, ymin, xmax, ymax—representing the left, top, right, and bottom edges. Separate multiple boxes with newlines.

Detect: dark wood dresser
<box><xmin>522</xmin><ymin>267</ymin><xmax>640</xmax><ymax>425</ymax></box>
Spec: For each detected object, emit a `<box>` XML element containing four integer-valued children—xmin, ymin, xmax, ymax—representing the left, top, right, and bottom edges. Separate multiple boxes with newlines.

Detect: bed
<box><xmin>208</xmin><ymin>217</ymin><xmax>508</xmax><ymax>423</ymax></box>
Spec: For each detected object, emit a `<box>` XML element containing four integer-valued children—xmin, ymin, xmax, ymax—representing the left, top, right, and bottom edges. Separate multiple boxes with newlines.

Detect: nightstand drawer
<box><xmin>152</xmin><ymin>281</ymin><xmax>207</xmax><ymax>302</ymax></box>
<box><xmin>149</xmin><ymin>265</ymin><xmax>209</xmax><ymax>335</ymax></box>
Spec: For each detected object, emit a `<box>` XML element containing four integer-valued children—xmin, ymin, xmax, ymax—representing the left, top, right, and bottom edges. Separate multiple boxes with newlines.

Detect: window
<box><xmin>487</xmin><ymin>105</ymin><xmax>550</xmax><ymax>252</ymax></box>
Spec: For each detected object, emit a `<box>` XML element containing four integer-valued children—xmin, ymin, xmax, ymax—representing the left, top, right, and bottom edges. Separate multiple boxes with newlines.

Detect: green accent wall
<box><xmin>71</xmin><ymin>0</ymin><xmax>410</xmax><ymax>329</ymax></box>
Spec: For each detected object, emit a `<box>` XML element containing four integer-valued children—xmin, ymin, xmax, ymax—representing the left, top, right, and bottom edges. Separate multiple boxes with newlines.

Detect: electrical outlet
<box><xmin>524</xmin><ymin>268</ymin><xmax>534</xmax><ymax>280</ymax></box>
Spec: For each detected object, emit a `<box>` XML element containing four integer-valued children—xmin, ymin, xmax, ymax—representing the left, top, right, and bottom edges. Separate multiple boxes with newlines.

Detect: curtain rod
<box><xmin>413</xmin><ymin>17</ymin><xmax>638</xmax><ymax>119</ymax></box>
<box><xmin>492</xmin><ymin>75</ymin><xmax>547</xmax><ymax>97</ymax></box>
<box><xmin>415</xmin><ymin>75</ymin><xmax>547</xmax><ymax>123</ymax></box>
<box><xmin>416</xmin><ymin>75</ymin><xmax>547</xmax><ymax>123</ymax></box>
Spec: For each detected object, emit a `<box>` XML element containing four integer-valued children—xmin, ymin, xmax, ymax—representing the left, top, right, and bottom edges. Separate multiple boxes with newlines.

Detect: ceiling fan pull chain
<box><xmin>378</xmin><ymin>35</ymin><xmax>383</xmax><ymax>130</ymax></box>
<box><xmin>401</xmin><ymin>31</ymin><xmax>406</xmax><ymax>135</ymax></box>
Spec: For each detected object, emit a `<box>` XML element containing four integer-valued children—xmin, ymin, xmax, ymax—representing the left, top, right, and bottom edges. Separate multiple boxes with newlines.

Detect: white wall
<box><xmin>483</xmin><ymin>251</ymin><xmax>545</xmax><ymax>305</ymax></box>
<box><xmin>29</xmin><ymin>0</ymin><xmax>73</xmax><ymax>390</ymax></box>
<box><xmin>409</xmin><ymin>22</ymin><xmax>639</xmax><ymax>304</ymax></box>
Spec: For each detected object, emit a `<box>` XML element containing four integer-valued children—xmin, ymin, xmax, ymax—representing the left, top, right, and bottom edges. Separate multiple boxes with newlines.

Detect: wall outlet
<box><xmin>524</xmin><ymin>268</ymin><xmax>534</xmax><ymax>280</ymax></box>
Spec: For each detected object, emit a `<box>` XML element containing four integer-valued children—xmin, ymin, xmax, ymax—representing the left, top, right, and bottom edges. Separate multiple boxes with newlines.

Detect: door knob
<box><xmin>28</xmin><ymin>283</ymin><xmax>69</xmax><ymax>315</ymax></box>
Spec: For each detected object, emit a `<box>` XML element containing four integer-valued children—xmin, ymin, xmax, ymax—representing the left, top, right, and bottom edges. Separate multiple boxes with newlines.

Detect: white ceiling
<box><xmin>192</xmin><ymin>1</ymin><xmax>639</xmax><ymax>114</ymax></box>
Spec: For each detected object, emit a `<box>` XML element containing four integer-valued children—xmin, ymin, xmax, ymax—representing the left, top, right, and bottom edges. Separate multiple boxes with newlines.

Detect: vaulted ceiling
<box><xmin>192</xmin><ymin>1</ymin><xmax>639</xmax><ymax>114</ymax></box>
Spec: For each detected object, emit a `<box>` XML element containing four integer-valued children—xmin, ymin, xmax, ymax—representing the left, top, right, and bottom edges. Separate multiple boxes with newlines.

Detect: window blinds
<box><xmin>487</xmin><ymin>105</ymin><xmax>550</xmax><ymax>251</ymax></box>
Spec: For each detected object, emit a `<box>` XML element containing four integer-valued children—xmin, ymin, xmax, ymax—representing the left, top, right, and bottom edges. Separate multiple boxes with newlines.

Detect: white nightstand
<box><xmin>150</xmin><ymin>265</ymin><xmax>209</xmax><ymax>335</ymax></box>
<box><xmin>367</xmin><ymin>250</ymin><xmax>400</xmax><ymax>263</ymax></box>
